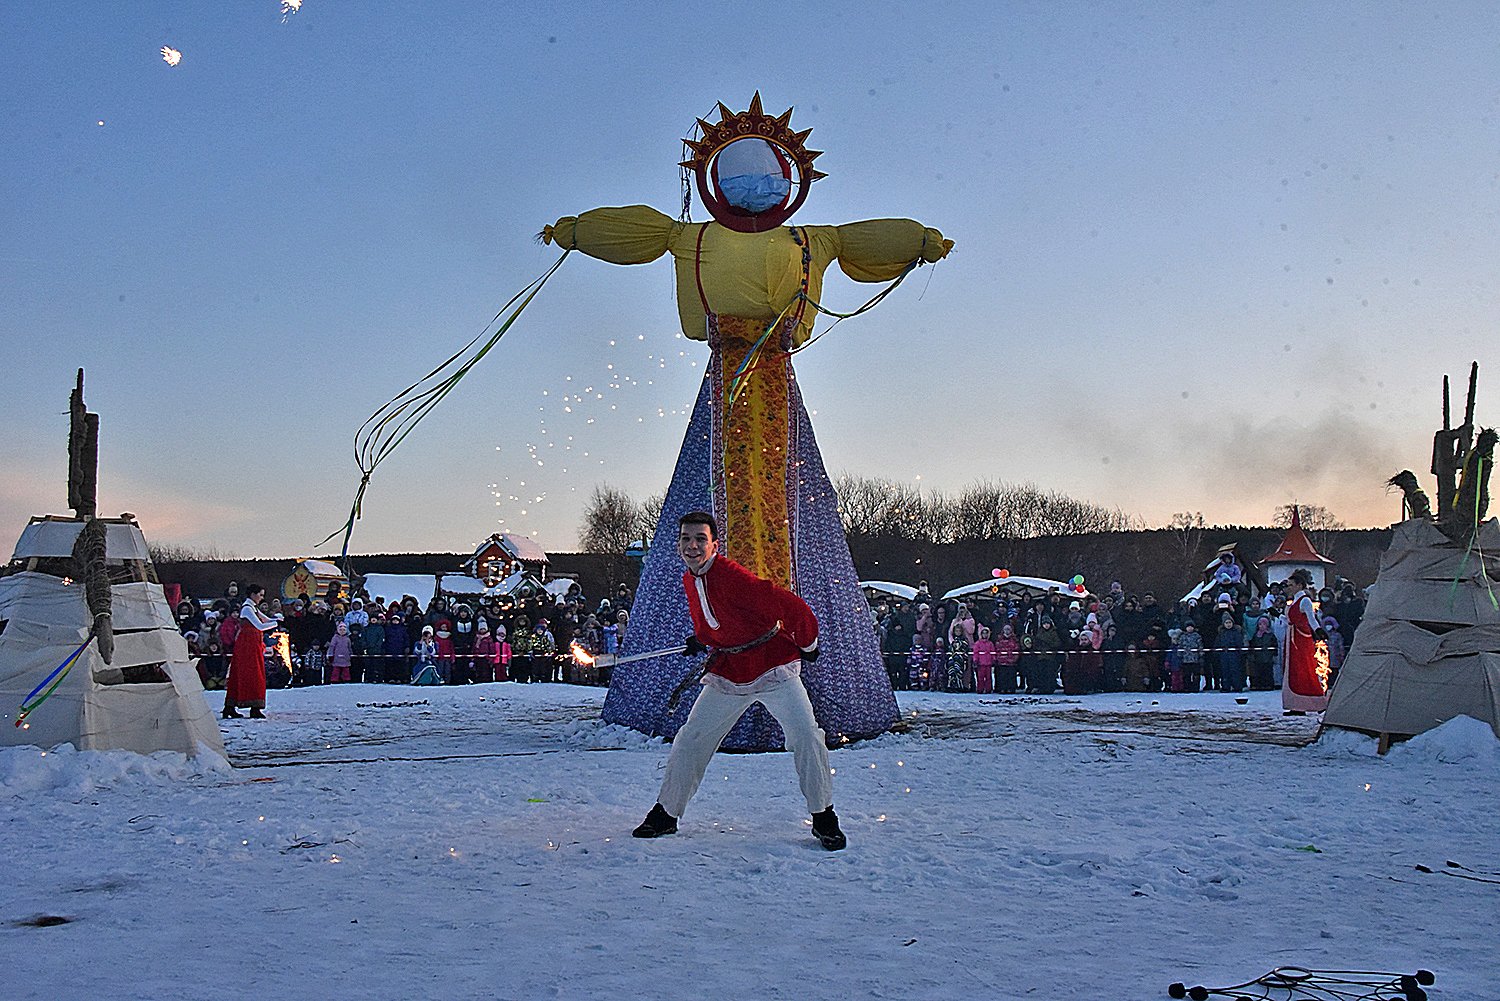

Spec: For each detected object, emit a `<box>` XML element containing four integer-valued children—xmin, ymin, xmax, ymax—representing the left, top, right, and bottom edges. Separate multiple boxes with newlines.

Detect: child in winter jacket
<box><xmin>930</xmin><ymin>637</ymin><xmax>948</xmax><ymax>692</ymax></box>
<box><xmin>1123</xmin><ymin>644</ymin><xmax>1153</xmax><ymax>692</ymax></box>
<box><xmin>995</xmin><ymin>624</ymin><xmax>1021</xmax><ymax>692</ymax></box>
<box><xmin>947</xmin><ymin>636</ymin><xmax>972</xmax><ymax>692</ymax></box>
<box><xmin>433</xmin><ymin>620</ymin><xmax>456</xmax><ymax>684</ymax></box>
<box><xmin>471</xmin><ymin>622</ymin><xmax>500</xmax><ymax>684</ymax></box>
<box><xmin>907</xmin><ymin>642</ymin><xmax>929</xmax><ymax>691</ymax></box>
<box><xmin>412</xmin><ymin>626</ymin><xmax>440</xmax><ymax>685</ymax></box>
<box><xmin>1173</xmin><ymin>623</ymin><xmax>1204</xmax><ymax>692</ymax></box>
<box><xmin>327</xmin><ymin>621</ymin><xmax>354</xmax><ymax>683</ymax></box>
<box><xmin>971</xmin><ymin>627</ymin><xmax>997</xmax><ymax>695</ymax></box>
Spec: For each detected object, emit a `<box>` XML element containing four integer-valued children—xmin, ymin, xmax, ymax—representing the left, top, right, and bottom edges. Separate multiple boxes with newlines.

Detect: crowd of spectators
<box><xmin>872</xmin><ymin>567</ymin><xmax>1367</xmax><ymax>697</ymax></box>
<box><xmin>175</xmin><ymin>579</ymin><xmax>633</xmax><ymax>690</ymax></box>
<box><xmin>172</xmin><ymin>562</ymin><xmax>1371</xmax><ymax>701</ymax></box>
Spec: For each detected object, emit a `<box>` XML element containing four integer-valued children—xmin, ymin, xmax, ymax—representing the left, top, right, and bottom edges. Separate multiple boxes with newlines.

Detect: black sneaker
<box><xmin>812</xmin><ymin>806</ymin><xmax>846</xmax><ymax>851</ymax></box>
<box><xmin>632</xmin><ymin>803</ymin><xmax>677</xmax><ymax>839</ymax></box>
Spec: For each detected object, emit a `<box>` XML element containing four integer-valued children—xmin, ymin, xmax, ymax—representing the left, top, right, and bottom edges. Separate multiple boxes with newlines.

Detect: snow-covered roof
<box><xmin>298</xmin><ymin>558</ymin><xmax>344</xmax><ymax>578</ymax></box>
<box><xmin>942</xmin><ymin>576</ymin><xmax>1091</xmax><ymax>601</ymax></box>
<box><xmin>489</xmin><ymin>570</ymin><xmax>547</xmax><ymax>597</ymax></box>
<box><xmin>468</xmin><ymin>532</ymin><xmax>549</xmax><ymax>565</ymax></box>
<box><xmin>544</xmin><ymin>578</ymin><xmax>576</xmax><ymax>598</ymax></box>
<box><xmin>1180</xmin><ymin>580</ymin><xmax>1236</xmax><ymax>605</ymax></box>
<box><xmin>360</xmin><ymin>573</ymin><xmax>437</xmax><ymax>608</ymax></box>
<box><xmin>861</xmin><ymin>580</ymin><xmax>917</xmax><ymax>601</ymax></box>
<box><xmin>12</xmin><ymin>518</ymin><xmax>150</xmax><ymax>562</ymax></box>
<box><xmin>438</xmin><ymin>574</ymin><xmax>488</xmax><ymax>595</ymax></box>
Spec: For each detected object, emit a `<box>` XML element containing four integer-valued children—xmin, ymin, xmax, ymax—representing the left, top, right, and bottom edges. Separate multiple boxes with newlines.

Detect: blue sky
<box><xmin>3</xmin><ymin>2</ymin><xmax>1498</xmax><ymax>558</ymax></box>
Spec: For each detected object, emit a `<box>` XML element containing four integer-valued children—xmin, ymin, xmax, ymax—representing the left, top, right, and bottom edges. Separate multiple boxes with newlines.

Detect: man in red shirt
<box><xmin>632</xmin><ymin>511</ymin><xmax>846</xmax><ymax>850</ymax></box>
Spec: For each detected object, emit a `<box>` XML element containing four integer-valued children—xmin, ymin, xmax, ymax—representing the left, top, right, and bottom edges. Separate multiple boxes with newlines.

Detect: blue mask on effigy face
<box><xmin>719</xmin><ymin>173</ymin><xmax>791</xmax><ymax>212</ymax></box>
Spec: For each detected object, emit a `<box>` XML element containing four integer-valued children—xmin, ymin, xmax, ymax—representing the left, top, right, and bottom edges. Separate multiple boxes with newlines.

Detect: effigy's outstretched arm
<box><xmin>830</xmin><ymin>219</ymin><xmax>953</xmax><ymax>282</ymax></box>
<box><xmin>540</xmin><ymin>205</ymin><xmax>681</xmax><ymax>265</ymax></box>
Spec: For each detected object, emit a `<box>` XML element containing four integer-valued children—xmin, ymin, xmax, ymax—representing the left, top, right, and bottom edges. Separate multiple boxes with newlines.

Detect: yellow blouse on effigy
<box><xmin>541</xmin><ymin>205</ymin><xmax>952</xmax><ymax>347</ymax></box>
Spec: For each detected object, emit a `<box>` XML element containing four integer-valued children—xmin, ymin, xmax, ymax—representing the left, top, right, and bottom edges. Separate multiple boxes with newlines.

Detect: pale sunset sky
<box><xmin>3</xmin><ymin>2</ymin><xmax>1496</xmax><ymax>557</ymax></box>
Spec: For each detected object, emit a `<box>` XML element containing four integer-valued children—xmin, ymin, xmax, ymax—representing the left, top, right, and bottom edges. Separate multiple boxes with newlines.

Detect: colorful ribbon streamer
<box><xmin>14</xmin><ymin>634</ymin><xmax>93</xmax><ymax>727</ymax></box>
<box><xmin>320</xmin><ymin>250</ymin><xmax>572</xmax><ymax>564</ymax></box>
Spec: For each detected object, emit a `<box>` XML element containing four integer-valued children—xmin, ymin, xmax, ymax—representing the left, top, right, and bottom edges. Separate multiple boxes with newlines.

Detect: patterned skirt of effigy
<box><xmin>601</xmin><ymin>314</ymin><xmax>900</xmax><ymax>750</ymax></box>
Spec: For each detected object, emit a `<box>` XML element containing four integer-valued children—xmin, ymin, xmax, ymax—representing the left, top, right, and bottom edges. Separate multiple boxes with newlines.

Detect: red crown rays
<box><xmin>679</xmin><ymin>92</ymin><xmax>828</xmax><ymax>182</ymax></box>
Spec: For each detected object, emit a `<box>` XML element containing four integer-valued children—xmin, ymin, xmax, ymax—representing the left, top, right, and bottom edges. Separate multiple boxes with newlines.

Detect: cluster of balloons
<box><xmin>988</xmin><ymin>568</ymin><xmax>1087</xmax><ymax>594</ymax></box>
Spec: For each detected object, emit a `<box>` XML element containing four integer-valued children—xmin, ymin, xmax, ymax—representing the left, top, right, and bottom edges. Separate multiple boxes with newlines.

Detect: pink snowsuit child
<box><xmin>327</xmin><ymin>622</ymin><xmax>354</xmax><ymax>683</ymax></box>
<box><xmin>471</xmin><ymin>624</ymin><xmax>499</xmax><ymax>683</ymax></box>
<box><xmin>995</xmin><ymin>624</ymin><xmax>1021</xmax><ymax>693</ymax></box>
<box><xmin>971</xmin><ymin>627</ymin><xmax>997</xmax><ymax>695</ymax></box>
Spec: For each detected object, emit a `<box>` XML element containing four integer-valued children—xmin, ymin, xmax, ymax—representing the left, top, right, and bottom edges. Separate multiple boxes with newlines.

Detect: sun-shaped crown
<box><xmin>679</xmin><ymin>92</ymin><xmax>827</xmax><ymax>182</ymax></box>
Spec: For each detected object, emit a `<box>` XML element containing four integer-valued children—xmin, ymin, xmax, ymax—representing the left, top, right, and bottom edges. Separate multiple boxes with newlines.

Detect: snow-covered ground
<box><xmin>2</xmin><ymin>685</ymin><xmax>1495</xmax><ymax>1000</ymax></box>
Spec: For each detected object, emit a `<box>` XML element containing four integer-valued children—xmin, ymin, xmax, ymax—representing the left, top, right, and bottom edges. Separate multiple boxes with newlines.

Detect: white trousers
<box><xmin>657</xmin><ymin>676</ymin><xmax>833</xmax><ymax>817</ymax></box>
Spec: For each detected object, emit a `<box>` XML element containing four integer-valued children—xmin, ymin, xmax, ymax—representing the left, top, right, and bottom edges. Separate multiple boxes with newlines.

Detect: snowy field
<box><xmin>2</xmin><ymin>684</ymin><xmax>1496</xmax><ymax>1001</ymax></box>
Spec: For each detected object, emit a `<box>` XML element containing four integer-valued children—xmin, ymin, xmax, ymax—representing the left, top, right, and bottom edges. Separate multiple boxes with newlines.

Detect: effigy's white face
<box><xmin>677</xmin><ymin>524</ymin><xmax>717</xmax><ymax>573</ymax></box>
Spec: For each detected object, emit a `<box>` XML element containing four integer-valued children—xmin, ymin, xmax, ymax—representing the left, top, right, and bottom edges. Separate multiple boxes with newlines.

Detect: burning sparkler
<box><xmin>569</xmin><ymin>642</ymin><xmax>595</xmax><ymax>667</ymax></box>
<box><xmin>274</xmin><ymin>631</ymin><xmax>293</xmax><ymax>672</ymax></box>
<box><xmin>160</xmin><ymin>46</ymin><xmax>182</xmax><ymax>67</ymax></box>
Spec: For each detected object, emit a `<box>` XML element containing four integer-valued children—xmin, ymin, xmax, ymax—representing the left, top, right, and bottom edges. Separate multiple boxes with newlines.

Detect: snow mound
<box><xmin>0</xmin><ymin>743</ymin><xmax>231</xmax><ymax>798</ymax></box>
<box><xmin>1311</xmin><ymin>727</ymin><xmax>1382</xmax><ymax>758</ymax></box>
<box><xmin>560</xmin><ymin>718</ymin><xmax>661</xmax><ymax>749</ymax></box>
<box><xmin>1390</xmin><ymin>715</ymin><xmax>1500</xmax><ymax>765</ymax></box>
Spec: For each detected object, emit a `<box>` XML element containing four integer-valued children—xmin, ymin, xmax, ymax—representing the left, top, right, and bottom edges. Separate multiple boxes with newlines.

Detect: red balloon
<box><xmin>998</xmin><ymin>569</ymin><xmax>1010</xmax><ymax>579</ymax></box>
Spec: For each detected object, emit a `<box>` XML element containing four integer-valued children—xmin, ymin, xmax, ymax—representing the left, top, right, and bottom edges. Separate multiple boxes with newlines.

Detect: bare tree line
<box><xmin>582</xmin><ymin>477</ymin><xmax>1142</xmax><ymax>554</ymax></box>
<box><xmin>578</xmin><ymin>485</ymin><xmax>665</xmax><ymax>556</ymax></box>
<box><xmin>580</xmin><ymin>479</ymin><xmax>1350</xmax><ymax>558</ymax></box>
<box><xmin>834</xmin><ymin>475</ymin><xmax>1144</xmax><ymax>543</ymax></box>
<box><xmin>147</xmin><ymin>543</ymin><xmax>236</xmax><ymax>565</ymax></box>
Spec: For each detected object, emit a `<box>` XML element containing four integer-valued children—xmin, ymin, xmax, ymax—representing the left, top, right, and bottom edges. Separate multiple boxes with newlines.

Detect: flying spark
<box><xmin>281</xmin><ymin>0</ymin><xmax>303</xmax><ymax>23</ymax></box>
<box><xmin>161</xmin><ymin>46</ymin><xmax>182</xmax><ymax>67</ymax></box>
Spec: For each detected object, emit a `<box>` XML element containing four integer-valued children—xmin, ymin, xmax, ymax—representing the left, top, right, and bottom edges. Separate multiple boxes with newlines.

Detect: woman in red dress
<box><xmin>1282</xmin><ymin>569</ymin><xmax>1331</xmax><ymax>714</ymax></box>
<box><xmin>224</xmin><ymin>584</ymin><xmax>281</xmax><ymax>719</ymax></box>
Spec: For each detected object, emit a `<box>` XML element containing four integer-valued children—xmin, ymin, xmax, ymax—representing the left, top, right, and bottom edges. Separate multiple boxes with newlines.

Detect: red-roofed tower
<box><xmin>1260</xmin><ymin>506</ymin><xmax>1336</xmax><ymax>589</ymax></box>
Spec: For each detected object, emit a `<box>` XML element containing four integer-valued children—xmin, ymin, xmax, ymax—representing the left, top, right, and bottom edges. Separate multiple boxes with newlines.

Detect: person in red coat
<box><xmin>1282</xmin><ymin>568</ymin><xmax>1331</xmax><ymax>714</ymax></box>
<box><xmin>633</xmin><ymin>511</ymin><xmax>846</xmax><ymax>850</ymax></box>
<box><xmin>224</xmin><ymin>584</ymin><xmax>281</xmax><ymax>719</ymax></box>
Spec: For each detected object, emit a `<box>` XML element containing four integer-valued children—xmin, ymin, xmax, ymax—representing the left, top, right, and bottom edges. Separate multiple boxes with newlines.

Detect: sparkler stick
<box><xmin>613</xmin><ymin>644</ymin><xmax>689</xmax><ymax>666</ymax></box>
<box><xmin>572</xmin><ymin>642</ymin><xmax>686</xmax><ymax>667</ymax></box>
